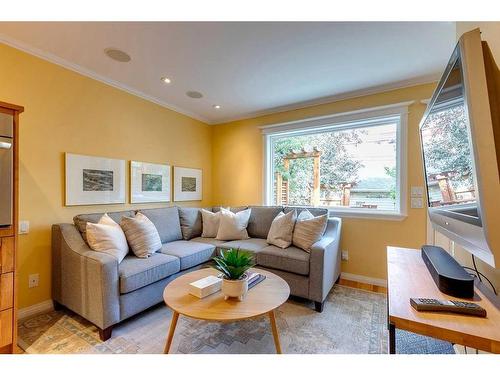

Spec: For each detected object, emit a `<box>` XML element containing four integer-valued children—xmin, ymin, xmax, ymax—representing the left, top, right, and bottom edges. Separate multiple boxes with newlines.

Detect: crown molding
<box><xmin>0</xmin><ymin>33</ymin><xmax>212</xmax><ymax>124</ymax></box>
<box><xmin>213</xmin><ymin>75</ymin><xmax>440</xmax><ymax>125</ymax></box>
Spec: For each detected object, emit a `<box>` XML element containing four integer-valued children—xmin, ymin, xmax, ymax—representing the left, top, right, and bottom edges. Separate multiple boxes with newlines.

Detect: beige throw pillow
<box><xmin>86</xmin><ymin>213</ymin><xmax>129</xmax><ymax>263</ymax></box>
<box><xmin>267</xmin><ymin>210</ymin><xmax>296</xmax><ymax>249</ymax></box>
<box><xmin>292</xmin><ymin>210</ymin><xmax>328</xmax><ymax>253</ymax></box>
<box><xmin>120</xmin><ymin>212</ymin><xmax>162</xmax><ymax>258</ymax></box>
<box><xmin>216</xmin><ymin>208</ymin><xmax>252</xmax><ymax>241</ymax></box>
<box><xmin>201</xmin><ymin>209</ymin><xmax>221</xmax><ymax>238</ymax></box>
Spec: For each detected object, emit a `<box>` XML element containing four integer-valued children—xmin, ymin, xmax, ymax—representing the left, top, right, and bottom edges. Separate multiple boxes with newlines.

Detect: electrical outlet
<box><xmin>341</xmin><ymin>250</ymin><xmax>349</xmax><ymax>261</ymax></box>
<box><xmin>28</xmin><ymin>273</ymin><xmax>39</xmax><ymax>288</ymax></box>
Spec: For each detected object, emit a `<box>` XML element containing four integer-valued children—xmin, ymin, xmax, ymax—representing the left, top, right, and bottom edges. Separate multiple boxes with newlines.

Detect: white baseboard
<box><xmin>18</xmin><ymin>299</ymin><xmax>54</xmax><ymax>320</ymax></box>
<box><xmin>341</xmin><ymin>272</ymin><xmax>387</xmax><ymax>287</ymax></box>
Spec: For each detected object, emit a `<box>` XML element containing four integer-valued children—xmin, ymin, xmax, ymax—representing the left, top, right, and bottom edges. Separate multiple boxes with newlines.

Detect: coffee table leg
<box><xmin>163</xmin><ymin>311</ymin><xmax>179</xmax><ymax>354</ymax></box>
<box><xmin>269</xmin><ymin>310</ymin><xmax>282</xmax><ymax>354</ymax></box>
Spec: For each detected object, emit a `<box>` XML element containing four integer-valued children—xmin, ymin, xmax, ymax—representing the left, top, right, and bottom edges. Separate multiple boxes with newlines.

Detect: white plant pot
<box><xmin>221</xmin><ymin>274</ymin><xmax>249</xmax><ymax>301</ymax></box>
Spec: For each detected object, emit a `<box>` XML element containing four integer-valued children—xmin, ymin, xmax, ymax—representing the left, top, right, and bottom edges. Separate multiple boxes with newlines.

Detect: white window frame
<box><xmin>261</xmin><ymin>101</ymin><xmax>412</xmax><ymax>220</ymax></box>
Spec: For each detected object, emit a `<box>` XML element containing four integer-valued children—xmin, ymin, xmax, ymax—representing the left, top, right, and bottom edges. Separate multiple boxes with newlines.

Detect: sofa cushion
<box><xmin>119</xmin><ymin>253</ymin><xmax>180</xmax><ymax>294</ymax></box>
<box><xmin>257</xmin><ymin>245</ymin><xmax>310</xmax><ymax>276</ymax></box>
<box><xmin>73</xmin><ymin>210</ymin><xmax>135</xmax><ymax>243</ymax></box>
<box><xmin>191</xmin><ymin>236</ymin><xmax>227</xmax><ymax>247</ymax></box>
<box><xmin>159</xmin><ymin>240</ymin><xmax>216</xmax><ymax>270</ymax></box>
<box><xmin>138</xmin><ymin>207</ymin><xmax>182</xmax><ymax>243</ymax></box>
<box><xmin>218</xmin><ymin>238</ymin><xmax>269</xmax><ymax>254</ymax></box>
<box><xmin>247</xmin><ymin>206</ymin><xmax>283</xmax><ymax>239</ymax></box>
<box><xmin>178</xmin><ymin>207</ymin><xmax>203</xmax><ymax>240</ymax></box>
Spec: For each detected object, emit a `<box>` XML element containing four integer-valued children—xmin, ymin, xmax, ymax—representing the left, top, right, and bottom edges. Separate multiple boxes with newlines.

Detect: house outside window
<box><xmin>262</xmin><ymin>103</ymin><xmax>410</xmax><ymax>220</ymax></box>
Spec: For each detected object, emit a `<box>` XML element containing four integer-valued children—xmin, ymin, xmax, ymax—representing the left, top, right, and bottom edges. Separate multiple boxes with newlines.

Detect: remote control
<box><xmin>410</xmin><ymin>298</ymin><xmax>487</xmax><ymax>317</ymax></box>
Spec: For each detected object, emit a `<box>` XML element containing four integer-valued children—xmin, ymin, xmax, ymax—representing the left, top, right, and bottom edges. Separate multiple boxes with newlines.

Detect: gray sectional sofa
<box><xmin>51</xmin><ymin>206</ymin><xmax>342</xmax><ymax>340</ymax></box>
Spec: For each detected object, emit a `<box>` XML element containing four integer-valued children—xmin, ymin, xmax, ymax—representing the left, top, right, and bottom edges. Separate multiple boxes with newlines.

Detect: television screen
<box><xmin>420</xmin><ymin>49</ymin><xmax>479</xmax><ymax>218</ymax></box>
<box><xmin>420</xmin><ymin>28</ymin><xmax>500</xmax><ymax>267</ymax></box>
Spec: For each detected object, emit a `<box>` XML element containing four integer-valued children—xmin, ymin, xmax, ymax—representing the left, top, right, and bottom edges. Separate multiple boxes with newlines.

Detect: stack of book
<box><xmin>247</xmin><ymin>272</ymin><xmax>266</xmax><ymax>289</ymax></box>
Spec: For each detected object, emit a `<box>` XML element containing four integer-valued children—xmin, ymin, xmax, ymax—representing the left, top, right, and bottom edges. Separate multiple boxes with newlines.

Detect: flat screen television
<box><xmin>420</xmin><ymin>28</ymin><xmax>500</xmax><ymax>268</ymax></box>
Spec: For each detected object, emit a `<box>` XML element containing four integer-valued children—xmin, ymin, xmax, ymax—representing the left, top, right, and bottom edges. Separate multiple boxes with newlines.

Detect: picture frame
<box><xmin>65</xmin><ymin>153</ymin><xmax>126</xmax><ymax>206</ymax></box>
<box><xmin>174</xmin><ymin>167</ymin><xmax>202</xmax><ymax>201</ymax></box>
<box><xmin>130</xmin><ymin>161</ymin><xmax>171</xmax><ymax>203</ymax></box>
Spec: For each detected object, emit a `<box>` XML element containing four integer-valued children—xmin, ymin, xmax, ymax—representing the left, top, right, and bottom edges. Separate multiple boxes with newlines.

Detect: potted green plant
<box><xmin>212</xmin><ymin>248</ymin><xmax>254</xmax><ymax>301</ymax></box>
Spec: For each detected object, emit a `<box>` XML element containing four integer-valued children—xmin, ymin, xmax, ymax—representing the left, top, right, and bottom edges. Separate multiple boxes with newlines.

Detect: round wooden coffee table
<box><xmin>162</xmin><ymin>267</ymin><xmax>290</xmax><ymax>354</ymax></box>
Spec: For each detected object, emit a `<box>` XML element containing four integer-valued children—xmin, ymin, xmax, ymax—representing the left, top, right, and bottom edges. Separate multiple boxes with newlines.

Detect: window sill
<box><xmin>327</xmin><ymin>208</ymin><xmax>407</xmax><ymax>221</ymax></box>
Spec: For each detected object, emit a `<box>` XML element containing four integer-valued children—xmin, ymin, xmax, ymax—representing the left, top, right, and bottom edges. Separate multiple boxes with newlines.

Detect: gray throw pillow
<box><xmin>178</xmin><ymin>208</ymin><xmax>203</xmax><ymax>240</ymax></box>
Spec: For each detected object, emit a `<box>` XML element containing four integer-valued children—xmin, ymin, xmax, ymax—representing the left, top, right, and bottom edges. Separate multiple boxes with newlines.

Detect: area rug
<box><xmin>17</xmin><ymin>285</ymin><xmax>453</xmax><ymax>354</ymax></box>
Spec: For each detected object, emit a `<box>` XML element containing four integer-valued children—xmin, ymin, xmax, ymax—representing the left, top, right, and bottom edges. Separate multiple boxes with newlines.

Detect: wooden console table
<box><xmin>387</xmin><ymin>246</ymin><xmax>500</xmax><ymax>354</ymax></box>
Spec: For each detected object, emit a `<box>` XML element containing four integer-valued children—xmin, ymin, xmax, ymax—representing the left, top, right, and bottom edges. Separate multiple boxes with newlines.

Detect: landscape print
<box><xmin>181</xmin><ymin>176</ymin><xmax>197</xmax><ymax>192</ymax></box>
<box><xmin>142</xmin><ymin>173</ymin><xmax>162</xmax><ymax>192</ymax></box>
<box><xmin>82</xmin><ymin>169</ymin><xmax>114</xmax><ymax>191</ymax></box>
<box><xmin>174</xmin><ymin>166</ymin><xmax>202</xmax><ymax>201</ymax></box>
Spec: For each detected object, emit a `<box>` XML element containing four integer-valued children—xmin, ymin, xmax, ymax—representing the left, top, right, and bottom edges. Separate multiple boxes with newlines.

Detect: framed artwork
<box><xmin>174</xmin><ymin>167</ymin><xmax>202</xmax><ymax>201</ymax></box>
<box><xmin>65</xmin><ymin>153</ymin><xmax>126</xmax><ymax>206</ymax></box>
<box><xmin>130</xmin><ymin>161</ymin><xmax>171</xmax><ymax>203</ymax></box>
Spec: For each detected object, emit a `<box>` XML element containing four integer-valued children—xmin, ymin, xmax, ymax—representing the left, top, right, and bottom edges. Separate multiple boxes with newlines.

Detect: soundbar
<box><xmin>421</xmin><ymin>245</ymin><xmax>474</xmax><ymax>298</ymax></box>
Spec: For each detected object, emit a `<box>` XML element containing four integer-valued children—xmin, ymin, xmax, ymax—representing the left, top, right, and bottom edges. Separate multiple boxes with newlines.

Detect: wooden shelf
<box><xmin>387</xmin><ymin>246</ymin><xmax>500</xmax><ymax>353</ymax></box>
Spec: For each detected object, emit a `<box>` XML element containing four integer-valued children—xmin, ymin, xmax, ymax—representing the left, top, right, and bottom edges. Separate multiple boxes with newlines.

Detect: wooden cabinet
<box><xmin>0</xmin><ymin>237</ymin><xmax>14</xmax><ymax>274</ymax></box>
<box><xmin>0</xmin><ymin>273</ymin><xmax>14</xmax><ymax>311</ymax></box>
<box><xmin>0</xmin><ymin>101</ymin><xmax>22</xmax><ymax>354</ymax></box>
<box><xmin>0</xmin><ymin>309</ymin><xmax>13</xmax><ymax>348</ymax></box>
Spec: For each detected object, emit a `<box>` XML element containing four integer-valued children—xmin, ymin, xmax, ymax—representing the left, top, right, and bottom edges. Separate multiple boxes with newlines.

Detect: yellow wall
<box><xmin>0</xmin><ymin>43</ymin><xmax>213</xmax><ymax>309</ymax></box>
<box><xmin>213</xmin><ymin>83</ymin><xmax>437</xmax><ymax>281</ymax></box>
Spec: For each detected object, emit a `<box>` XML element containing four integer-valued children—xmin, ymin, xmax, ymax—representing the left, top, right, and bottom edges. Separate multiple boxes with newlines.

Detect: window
<box><xmin>262</xmin><ymin>103</ymin><xmax>409</xmax><ymax>219</ymax></box>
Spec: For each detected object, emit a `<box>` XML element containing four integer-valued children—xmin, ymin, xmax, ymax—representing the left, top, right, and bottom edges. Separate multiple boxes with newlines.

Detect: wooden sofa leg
<box><xmin>314</xmin><ymin>301</ymin><xmax>324</xmax><ymax>313</ymax></box>
<box><xmin>99</xmin><ymin>326</ymin><xmax>113</xmax><ymax>341</ymax></box>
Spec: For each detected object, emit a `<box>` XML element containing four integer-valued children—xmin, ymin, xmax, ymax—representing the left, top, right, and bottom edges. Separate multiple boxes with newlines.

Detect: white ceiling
<box><xmin>0</xmin><ymin>22</ymin><xmax>456</xmax><ymax>124</ymax></box>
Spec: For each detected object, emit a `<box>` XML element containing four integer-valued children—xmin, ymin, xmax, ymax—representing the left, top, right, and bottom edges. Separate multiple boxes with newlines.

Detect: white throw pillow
<box><xmin>267</xmin><ymin>210</ymin><xmax>296</xmax><ymax>249</ymax></box>
<box><xmin>201</xmin><ymin>209</ymin><xmax>221</xmax><ymax>238</ymax></box>
<box><xmin>86</xmin><ymin>213</ymin><xmax>129</xmax><ymax>263</ymax></box>
<box><xmin>120</xmin><ymin>212</ymin><xmax>162</xmax><ymax>258</ymax></box>
<box><xmin>292</xmin><ymin>210</ymin><xmax>328</xmax><ymax>253</ymax></box>
<box><xmin>216</xmin><ymin>208</ymin><xmax>252</xmax><ymax>241</ymax></box>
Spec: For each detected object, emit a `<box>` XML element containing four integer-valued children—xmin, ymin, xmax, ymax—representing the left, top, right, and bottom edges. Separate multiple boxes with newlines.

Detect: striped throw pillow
<box><xmin>120</xmin><ymin>212</ymin><xmax>162</xmax><ymax>258</ymax></box>
<box><xmin>292</xmin><ymin>210</ymin><xmax>328</xmax><ymax>253</ymax></box>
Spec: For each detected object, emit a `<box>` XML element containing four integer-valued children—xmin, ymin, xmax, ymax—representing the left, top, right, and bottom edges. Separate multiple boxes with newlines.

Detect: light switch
<box><xmin>411</xmin><ymin>186</ymin><xmax>424</xmax><ymax>197</ymax></box>
<box><xmin>411</xmin><ymin>198</ymin><xmax>424</xmax><ymax>209</ymax></box>
<box><xmin>19</xmin><ymin>220</ymin><xmax>29</xmax><ymax>234</ymax></box>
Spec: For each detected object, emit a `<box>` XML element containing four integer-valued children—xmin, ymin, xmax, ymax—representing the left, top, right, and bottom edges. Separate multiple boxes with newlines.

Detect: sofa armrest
<box><xmin>308</xmin><ymin>217</ymin><xmax>342</xmax><ymax>303</ymax></box>
<box><xmin>52</xmin><ymin>223</ymin><xmax>120</xmax><ymax>329</ymax></box>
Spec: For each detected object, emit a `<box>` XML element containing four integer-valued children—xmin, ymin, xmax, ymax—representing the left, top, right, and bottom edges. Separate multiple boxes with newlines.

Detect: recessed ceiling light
<box><xmin>104</xmin><ymin>48</ymin><xmax>131</xmax><ymax>63</ymax></box>
<box><xmin>186</xmin><ymin>91</ymin><xmax>203</xmax><ymax>99</ymax></box>
<box><xmin>161</xmin><ymin>77</ymin><xmax>171</xmax><ymax>84</ymax></box>
<box><xmin>213</xmin><ymin>105</ymin><xmax>221</xmax><ymax>109</ymax></box>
